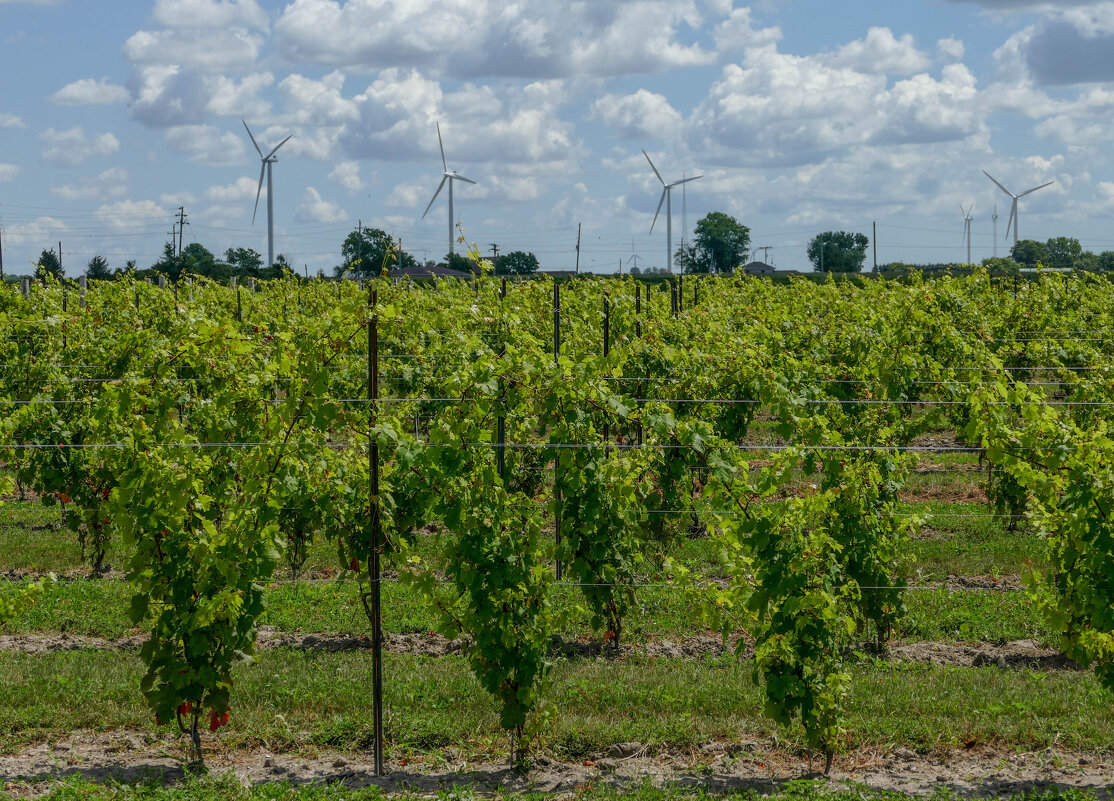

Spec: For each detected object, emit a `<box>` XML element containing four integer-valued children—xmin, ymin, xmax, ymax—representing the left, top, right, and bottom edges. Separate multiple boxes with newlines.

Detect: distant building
<box><xmin>392</xmin><ymin>264</ymin><xmax>473</xmax><ymax>279</ymax></box>
<box><xmin>742</xmin><ymin>261</ymin><xmax>776</xmax><ymax>275</ymax></box>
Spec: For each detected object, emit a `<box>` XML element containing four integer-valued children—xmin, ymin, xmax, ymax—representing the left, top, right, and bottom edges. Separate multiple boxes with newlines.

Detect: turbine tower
<box><xmin>992</xmin><ymin>205</ymin><xmax>999</xmax><ymax>258</ymax></box>
<box><xmin>961</xmin><ymin>204</ymin><xmax>974</xmax><ymax>265</ymax></box>
<box><xmin>643</xmin><ymin>149</ymin><xmax>701</xmax><ymax>273</ymax></box>
<box><xmin>982</xmin><ymin>171</ymin><xmax>1055</xmax><ymax>249</ymax></box>
<box><xmin>421</xmin><ymin>123</ymin><xmax>476</xmax><ymax>258</ymax></box>
<box><xmin>243</xmin><ymin>120</ymin><xmax>292</xmax><ymax>270</ymax></box>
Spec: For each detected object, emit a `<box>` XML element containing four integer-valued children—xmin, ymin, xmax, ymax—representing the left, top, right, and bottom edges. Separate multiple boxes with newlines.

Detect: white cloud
<box><xmin>0</xmin><ymin>217</ymin><xmax>67</xmax><ymax>249</ymax></box>
<box><xmin>937</xmin><ymin>37</ymin><xmax>966</xmax><ymax>62</ymax></box>
<box><xmin>129</xmin><ymin>68</ymin><xmax>271</xmax><ymax>127</ymax></box>
<box><xmin>833</xmin><ymin>27</ymin><xmax>932</xmax><ymax>75</ymax></box>
<box><xmin>51</xmin><ymin>167</ymin><xmax>129</xmax><ymax>201</ymax></box>
<box><xmin>591</xmin><ymin>90</ymin><xmax>683</xmax><ymax>140</ymax></box>
<box><xmin>329</xmin><ymin>161</ymin><xmax>364</xmax><ymax>193</ymax></box>
<box><xmin>151</xmin><ymin>0</ymin><xmax>269</xmax><ymax>30</ymax></box>
<box><xmin>0</xmin><ymin>164</ymin><xmax>19</xmax><ymax>182</ymax></box>
<box><xmin>165</xmin><ymin>124</ymin><xmax>247</xmax><ymax>165</ymax></box>
<box><xmin>51</xmin><ymin>78</ymin><xmax>131</xmax><ymax>105</ymax></box>
<box><xmin>684</xmin><ymin>45</ymin><xmax>983</xmax><ymax>168</ymax></box>
<box><xmin>202</xmin><ymin>72</ymin><xmax>274</xmax><ymax>117</ymax></box>
<box><xmin>124</xmin><ymin>28</ymin><xmax>265</xmax><ymax>72</ymax></box>
<box><xmin>206</xmin><ymin>176</ymin><xmax>259</xmax><ymax>203</ymax></box>
<box><xmin>0</xmin><ymin>113</ymin><xmax>26</xmax><ymax>128</ymax></box>
<box><xmin>295</xmin><ymin>187</ymin><xmax>348</xmax><ymax>223</ymax></box>
<box><xmin>339</xmin><ymin>70</ymin><xmax>575</xmax><ymax>168</ymax></box>
<box><xmin>274</xmin><ymin>0</ymin><xmax>717</xmax><ymax>78</ymax></box>
<box><xmin>94</xmin><ymin>200</ymin><xmax>171</xmax><ymax>231</ymax></box>
<box><xmin>40</xmin><ymin>127</ymin><xmax>121</xmax><ymax>166</ymax></box>
<box><xmin>712</xmin><ymin>6</ymin><xmax>782</xmax><ymax>54</ymax></box>
<box><xmin>278</xmin><ymin>71</ymin><xmax>358</xmax><ymax>125</ymax></box>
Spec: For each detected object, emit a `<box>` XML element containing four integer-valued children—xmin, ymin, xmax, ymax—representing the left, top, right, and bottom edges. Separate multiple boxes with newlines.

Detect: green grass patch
<box><xmin>2</xmin><ymin>575</ymin><xmax>1053</xmax><ymax>646</ymax></box>
<box><xmin>0</xmin><ymin>649</ymin><xmax>1110</xmax><ymax>758</ymax></box>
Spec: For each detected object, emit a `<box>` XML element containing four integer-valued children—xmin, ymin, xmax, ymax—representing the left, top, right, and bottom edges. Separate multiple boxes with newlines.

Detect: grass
<box><xmin>0</xmin><ymin>649</ymin><xmax>1111</xmax><ymax>758</ymax></box>
<box><xmin>1</xmin><ymin>574</ymin><xmax>1053</xmax><ymax>646</ymax></box>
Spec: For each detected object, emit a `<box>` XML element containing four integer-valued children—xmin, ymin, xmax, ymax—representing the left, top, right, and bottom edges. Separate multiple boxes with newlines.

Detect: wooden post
<box><xmin>368</xmin><ymin>289</ymin><xmax>385</xmax><ymax>776</ymax></box>
<box><xmin>497</xmin><ymin>278</ymin><xmax>506</xmax><ymax>479</ymax></box>
<box><xmin>603</xmin><ymin>296</ymin><xmax>610</xmax><ymax>455</ymax></box>
<box><xmin>79</xmin><ymin>276</ymin><xmax>87</xmax><ymax>309</ymax></box>
<box><xmin>554</xmin><ymin>281</ymin><xmax>562</xmax><ymax>582</ymax></box>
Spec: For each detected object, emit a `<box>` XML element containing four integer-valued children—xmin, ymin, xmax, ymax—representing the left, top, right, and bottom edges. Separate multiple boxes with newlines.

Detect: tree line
<box><xmin>23</xmin><ymin>226</ymin><xmax>543</xmax><ymax>283</ymax></box>
<box><xmin>21</xmin><ymin>218</ymin><xmax>1114</xmax><ymax>283</ymax></box>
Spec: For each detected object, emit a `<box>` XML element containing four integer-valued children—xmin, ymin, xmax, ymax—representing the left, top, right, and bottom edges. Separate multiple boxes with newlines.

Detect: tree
<box><xmin>443</xmin><ymin>252</ymin><xmax>475</xmax><ymax>274</ymax></box>
<box><xmin>224</xmin><ymin>248</ymin><xmax>264</xmax><ymax>274</ymax></box>
<box><xmin>86</xmin><ymin>255</ymin><xmax>111</xmax><ymax>280</ymax></box>
<box><xmin>1098</xmin><ymin>251</ymin><xmax>1114</xmax><ymax>272</ymax></box>
<box><xmin>35</xmin><ymin>248</ymin><xmax>62</xmax><ymax>281</ymax></box>
<box><xmin>981</xmin><ymin>256</ymin><xmax>1022</xmax><ymax>277</ymax></box>
<box><xmin>1010</xmin><ymin>239</ymin><xmax>1047</xmax><ymax>268</ymax></box>
<box><xmin>341</xmin><ymin>227</ymin><xmax>416</xmax><ymax>278</ymax></box>
<box><xmin>675</xmin><ymin>212</ymin><xmax>750</xmax><ymax>274</ymax></box>
<box><xmin>494</xmin><ymin>251</ymin><xmax>539</xmax><ymax>276</ymax></box>
<box><xmin>1043</xmin><ymin>237</ymin><xmax>1083</xmax><ymax>269</ymax></box>
<box><xmin>808</xmin><ymin>231</ymin><xmax>869</xmax><ymax>273</ymax></box>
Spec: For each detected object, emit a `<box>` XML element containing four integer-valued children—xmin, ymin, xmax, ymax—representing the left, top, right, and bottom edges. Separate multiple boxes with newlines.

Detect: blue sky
<box><xmin>2</xmin><ymin>0</ymin><xmax>1114</xmax><ymax>275</ymax></box>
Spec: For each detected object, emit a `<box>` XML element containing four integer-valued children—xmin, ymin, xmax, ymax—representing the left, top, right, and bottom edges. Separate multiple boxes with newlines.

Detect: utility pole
<box><xmin>757</xmin><ymin>246</ymin><xmax>773</xmax><ymax>263</ymax></box>
<box><xmin>0</xmin><ymin>224</ymin><xmax>4</xmax><ymax>280</ymax></box>
<box><xmin>176</xmin><ymin>207</ymin><xmax>189</xmax><ymax>256</ymax></box>
<box><xmin>58</xmin><ymin>241</ymin><xmax>63</xmax><ymax>276</ymax></box>
<box><xmin>872</xmin><ymin>221</ymin><xmax>877</xmax><ymax>274</ymax></box>
<box><xmin>490</xmin><ymin>243</ymin><xmax>499</xmax><ymax>264</ymax></box>
<box><xmin>356</xmin><ymin>220</ymin><xmax>362</xmax><ymax>274</ymax></box>
<box><xmin>575</xmin><ymin>222</ymin><xmax>581</xmax><ymax>274</ymax></box>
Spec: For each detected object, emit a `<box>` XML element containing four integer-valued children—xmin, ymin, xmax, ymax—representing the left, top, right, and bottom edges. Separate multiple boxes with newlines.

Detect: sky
<box><xmin>2</xmin><ymin>0</ymin><xmax>1114</xmax><ymax>276</ymax></box>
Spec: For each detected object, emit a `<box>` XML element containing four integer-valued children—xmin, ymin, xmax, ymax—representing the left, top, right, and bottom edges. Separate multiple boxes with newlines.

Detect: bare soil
<box><xmin>0</xmin><ymin>732</ymin><xmax>1110</xmax><ymax>798</ymax></box>
<box><xmin>0</xmin><ymin>629</ymin><xmax>1076</xmax><ymax>671</ymax></box>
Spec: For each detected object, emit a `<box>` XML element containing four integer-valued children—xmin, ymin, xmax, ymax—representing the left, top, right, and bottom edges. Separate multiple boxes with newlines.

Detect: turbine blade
<box><xmin>1005</xmin><ymin>203</ymin><xmax>1017</xmax><ymax>241</ymax></box>
<box><xmin>421</xmin><ymin>176</ymin><xmax>448</xmax><ymax>220</ymax></box>
<box><xmin>451</xmin><ymin>173</ymin><xmax>477</xmax><ymax>185</ymax></box>
<box><xmin>643</xmin><ymin>149</ymin><xmax>665</xmax><ymax>185</ymax></box>
<box><xmin>982</xmin><ymin>170</ymin><xmax>1015</xmax><ymax>199</ymax></box>
<box><xmin>251</xmin><ymin>163</ymin><xmax>266</xmax><ymax>226</ymax></box>
<box><xmin>243</xmin><ymin>120</ymin><xmax>264</xmax><ymax>158</ymax></box>
<box><xmin>265</xmin><ymin>134</ymin><xmax>293</xmax><ymax>160</ymax></box>
<box><xmin>649</xmin><ymin>188</ymin><xmax>667</xmax><ymax>234</ymax></box>
<box><xmin>670</xmin><ymin>174</ymin><xmax>702</xmax><ymax>187</ymax></box>
<box><xmin>437</xmin><ymin>122</ymin><xmax>447</xmax><ymax>173</ymax></box>
<box><xmin>1017</xmin><ymin>180</ymin><xmax>1055</xmax><ymax>198</ymax></box>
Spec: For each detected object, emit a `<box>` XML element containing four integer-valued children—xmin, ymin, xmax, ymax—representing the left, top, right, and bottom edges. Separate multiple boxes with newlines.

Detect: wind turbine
<box><xmin>982</xmin><ymin>171</ymin><xmax>1055</xmax><ymax>249</ymax></box>
<box><xmin>960</xmin><ymin>204</ymin><xmax>974</xmax><ymax>265</ymax></box>
<box><xmin>421</xmin><ymin>123</ymin><xmax>476</xmax><ymax>258</ymax></box>
<box><xmin>643</xmin><ymin>149</ymin><xmax>701</xmax><ymax>273</ymax></box>
<box><xmin>243</xmin><ymin>120</ymin><xmax>292</xmax><ymax>269</ymax></box>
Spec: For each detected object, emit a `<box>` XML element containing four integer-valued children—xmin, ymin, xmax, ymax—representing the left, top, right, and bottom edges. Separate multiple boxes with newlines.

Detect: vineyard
<box><xmin>1</xmin><ymin>271</ymin><xmax>1113</xmax><ymax>797</ymax></box>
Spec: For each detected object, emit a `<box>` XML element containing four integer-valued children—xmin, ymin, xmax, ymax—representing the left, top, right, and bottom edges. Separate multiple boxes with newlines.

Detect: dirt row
<box><xmin>0</xmin><ymin>628</ymin><xmax>1078</xmax><ymax>671</ymax></box>
<box><xmin>0</xmin><ymin>732</ymin><xmax>1110</xmax><ymax>799</ymax></box>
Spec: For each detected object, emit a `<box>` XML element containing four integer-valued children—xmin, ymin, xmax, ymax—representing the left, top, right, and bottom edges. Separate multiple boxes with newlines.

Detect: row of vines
<box><xmin>1</xmin><ymin>270</ymin><xmax>1112</xmax><ymax>768</ymax></box>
